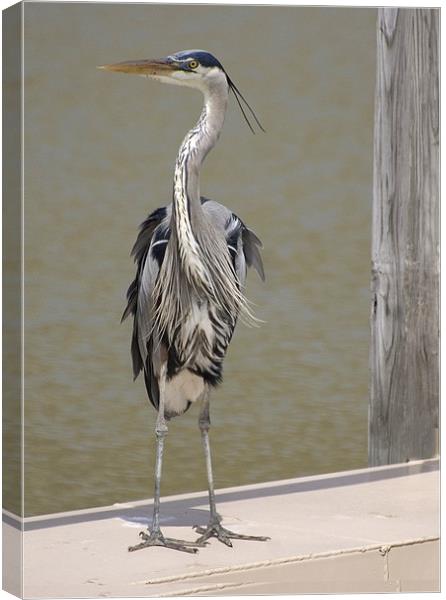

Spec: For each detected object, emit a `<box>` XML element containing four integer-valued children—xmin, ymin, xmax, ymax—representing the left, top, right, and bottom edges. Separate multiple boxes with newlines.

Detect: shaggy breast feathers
<box><xmin>122</xmin><ymin>197</ymin><xmax>264</xmax><ymax>414</ymax></box>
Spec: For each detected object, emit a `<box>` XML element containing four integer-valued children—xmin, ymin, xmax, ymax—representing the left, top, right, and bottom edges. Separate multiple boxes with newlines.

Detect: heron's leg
<box><xmin>129</xmin><ymin>364</ymin><xmax>203</xmax><ymax>554</ymax></box>
<box><xmin>199</xmin><ymin>396</ymin><xmax>219</xmax><ymax>522</ymax></box>
<box><xmin>193</xmin><ymin>394</ymin><xmax>270</xmax><ymax>548</ymax></box>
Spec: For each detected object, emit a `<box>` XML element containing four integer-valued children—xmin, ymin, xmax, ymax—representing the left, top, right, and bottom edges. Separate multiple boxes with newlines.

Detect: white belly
<box><xmin>164</xmin><ymin>370</ymin><xmax>205</xmax><ymax>416</ymax></box>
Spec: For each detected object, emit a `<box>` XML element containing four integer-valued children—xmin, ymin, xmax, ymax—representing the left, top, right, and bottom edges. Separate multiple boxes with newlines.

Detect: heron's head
<box><xmin>99</xmin><ymin>49</ymin><xmax>227</xmax><ymax>93</ymax></box>
<box><xmin>99</xmin><ymin>49</ymin><xmax>264</xmax><ymax>133</ymax></box>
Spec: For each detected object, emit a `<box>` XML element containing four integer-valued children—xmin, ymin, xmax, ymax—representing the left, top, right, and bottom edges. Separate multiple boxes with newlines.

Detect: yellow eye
<box><xmin>189</xmin><ymin>60</ymin><xmax>199</xmax><ymax>69</ymax></box>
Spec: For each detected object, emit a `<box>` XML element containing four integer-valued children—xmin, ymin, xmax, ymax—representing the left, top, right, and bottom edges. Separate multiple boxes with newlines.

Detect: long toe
<box><xmin>128</xmin><ymin>539</ymin><xmax>199</xmax><ymax>554</ymax></box>
<box><xmin>194</xmin><ymin>529</ymin><xmax>214</xmax><ymax>545</ymax></box>
<box><xmin>164</xmin><ymin>536</ymin><xmax>207</xmax><ymax>548</ymax></box>
<box><xmin>194</xmin><ymin>522</ymin><xmax>269</xmax><ymax>547</ymax></box>
<box><xmin>128</xmin><ymin>530</ymin><xmax>201</xmax><ymax>553</ymax></box>
<box><xmin>226</xmin><ymin>532</ymin><xmax>270</xmax><ymax>541</ymax></box>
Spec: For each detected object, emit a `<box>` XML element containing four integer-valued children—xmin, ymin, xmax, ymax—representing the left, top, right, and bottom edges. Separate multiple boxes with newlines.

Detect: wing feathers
<box><xmin>242</xmin><ymin>227</ymin><xmax>265</xmax><ymax>281</ymax></box>
<box><xmin>122</xmin><ymin>206</ymin><xmax>168</xmax><ymax>383</ymax></box>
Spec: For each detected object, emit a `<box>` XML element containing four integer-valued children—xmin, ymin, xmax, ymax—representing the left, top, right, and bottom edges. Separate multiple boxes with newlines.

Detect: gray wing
<box><xmin>122</xmin><ymin>205</ymin><xmax>171</xmax><ymax>381</ymax></box>
<box><xmin>201</xmin><ymin>197</ymin><xmax>265</xmax><ymax>284</ymax></box>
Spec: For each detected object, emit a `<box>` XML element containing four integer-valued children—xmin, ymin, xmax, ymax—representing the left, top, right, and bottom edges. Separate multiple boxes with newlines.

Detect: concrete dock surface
<box><xmin>3</xmin><ymin>458</ymin><xmax>439</xmax><ymax>596</ymax></box>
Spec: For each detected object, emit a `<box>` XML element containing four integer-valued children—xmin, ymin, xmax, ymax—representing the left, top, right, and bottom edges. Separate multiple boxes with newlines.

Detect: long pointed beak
<box><xmin>97</xmin><ymin>58</ymin><xmax>178</xmax><ymax>76</ymax></box>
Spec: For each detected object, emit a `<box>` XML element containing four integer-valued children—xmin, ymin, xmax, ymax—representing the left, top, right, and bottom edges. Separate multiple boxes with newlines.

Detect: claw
<box><xmin>221</xmin><ymin>536</ymin><xmax>233</xmax><ymax>548</ymax></box>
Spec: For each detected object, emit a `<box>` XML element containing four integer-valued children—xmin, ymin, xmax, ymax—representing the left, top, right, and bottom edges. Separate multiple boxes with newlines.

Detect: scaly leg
<box><xmin>129</xmin><ymin>364</ymin><xmax>204</xmax><ymax>553</ymax></box>
<box><xmin>193</xmin><ymin>393</ymin><xmax>270</xmax><ymax>547</ymax></box>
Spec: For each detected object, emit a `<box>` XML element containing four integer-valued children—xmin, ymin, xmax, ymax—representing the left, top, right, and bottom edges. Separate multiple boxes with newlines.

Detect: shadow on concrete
<box><xmin>5</xmin><ymin>459</ymin><xmax>438</xmax><ymax>532</ymax></box>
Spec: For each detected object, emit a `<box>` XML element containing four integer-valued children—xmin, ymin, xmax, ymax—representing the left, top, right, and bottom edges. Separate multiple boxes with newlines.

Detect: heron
<box><xmin>101</xmin><ymin>50</ymin><xmax>267</xmax><ymax>553</ymax></box>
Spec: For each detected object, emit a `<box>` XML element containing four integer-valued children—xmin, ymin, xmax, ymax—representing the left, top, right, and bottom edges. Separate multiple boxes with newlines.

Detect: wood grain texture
<box><xmin>369</xmin><ymin>9</ymin><xmax>439</xmax><ymax>466</ymax></box>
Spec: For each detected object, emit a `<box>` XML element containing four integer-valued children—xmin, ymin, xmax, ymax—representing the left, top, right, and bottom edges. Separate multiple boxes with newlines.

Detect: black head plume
<box><xmin>227</xmin><ymin>76</ymin><xmax>265</xmax><ymax>134</ymax></box>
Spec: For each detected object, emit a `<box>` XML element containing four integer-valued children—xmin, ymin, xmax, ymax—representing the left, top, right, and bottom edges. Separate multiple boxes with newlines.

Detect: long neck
<box><xmin>172</xmin><ymin>81</ymin><xmax>228</xmax><ymax>265</ymax></box>
<box><xmin>153</xmin><ymin>78</ymin><xmax>255</xmax><ymax>336</ymax></box>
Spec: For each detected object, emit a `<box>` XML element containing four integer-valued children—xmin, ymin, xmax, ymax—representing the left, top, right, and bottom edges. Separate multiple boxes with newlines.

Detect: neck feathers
<box><xmin>172</xmin><ymin>82</ymin><xmax>228</xmax><ymax>283</ymax></box>
<box><xmin>152</xmin><ymin>79</ymin><xmax>257</xmax><ymax>338</ymax></box>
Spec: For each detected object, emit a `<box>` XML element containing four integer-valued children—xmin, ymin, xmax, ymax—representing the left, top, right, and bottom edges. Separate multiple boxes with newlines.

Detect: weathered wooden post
<box><xmin>369</xmin><ymin>8</ymin><xmax>439</xmax><ymax>466</ymax></box>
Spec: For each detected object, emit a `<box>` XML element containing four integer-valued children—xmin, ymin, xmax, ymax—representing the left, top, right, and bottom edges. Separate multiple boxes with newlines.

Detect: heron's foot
<box><xmin>193</xmin><ymin>519</ymin><xmax>270</xmax><ymax>548</ymax></box>
<box><xmin>128</xmin><ymin>529</ymin><xmax>206</xmax><ymax>554</ymax></box>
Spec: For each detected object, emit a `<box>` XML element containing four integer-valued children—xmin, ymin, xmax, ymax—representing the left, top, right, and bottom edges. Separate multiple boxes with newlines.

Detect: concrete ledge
<box><xmin>155</xmin><ymin>538</ymin><xmax>438</xmax><ymax>595</ymax></box>
<box><xmin>3</xmin><ymin>459</ymin><xmax>439</xmax><ymax>596</ymax></box>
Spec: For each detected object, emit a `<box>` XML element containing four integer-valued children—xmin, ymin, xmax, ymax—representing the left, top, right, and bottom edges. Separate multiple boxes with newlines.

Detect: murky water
<box><xmin>15</xmin><ymin>4</ymin><xmax>376</xmax><ymax>516</ymax></box>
